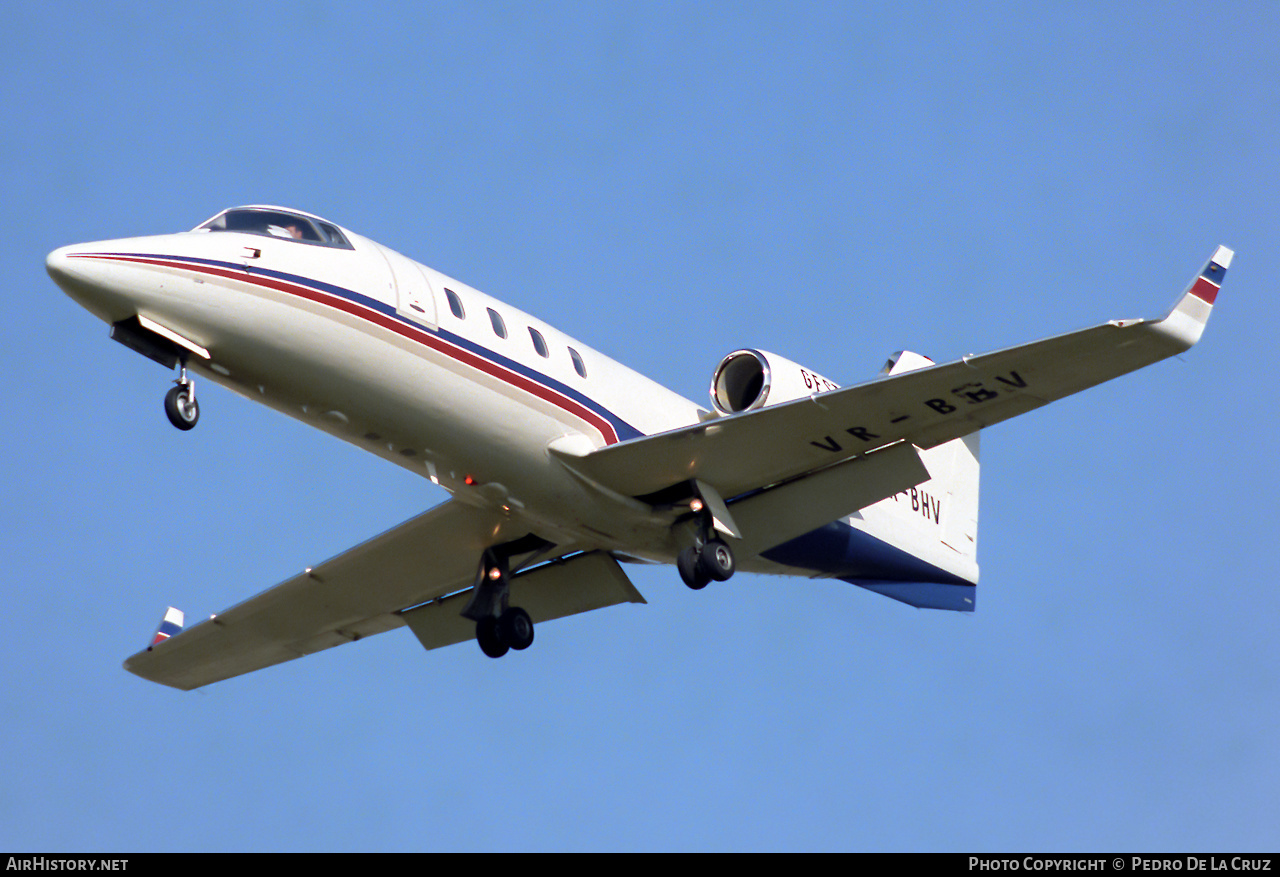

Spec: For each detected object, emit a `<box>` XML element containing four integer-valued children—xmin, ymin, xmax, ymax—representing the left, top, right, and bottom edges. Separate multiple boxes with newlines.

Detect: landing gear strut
<box><xmin>678</xmin><ymin>501</ymin><xmax>736</xmax><ymax>590</ymax></box>
<box><xmin>463</xmin><ymin>543</ymin><xmax>543</xmax><ymax>659</ymax></box>
<box><xmin>164</xmin><ymin>362</ymin><xmax>199</xmax><ymax>431</ymax></box>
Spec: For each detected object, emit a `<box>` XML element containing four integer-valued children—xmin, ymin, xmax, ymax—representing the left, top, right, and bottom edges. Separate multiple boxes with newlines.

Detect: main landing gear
<box><xmin>677</xmin><ymin>502</ymin><xmax>736</xmax><ymax>590</ymax></box>
<box><xmin>164</xmin><ymin>362</ymin><xmax>199</xmax><ymax>431</ymax></box>
<box><xmin>476</xmin><ymin>607</ymin><xmax>534</xmax><ymax>658</ymax></box>
<box><xmin>463</xmin><ymin>542</ymin><xmax>544</xmax><ymax>659</ymax></box>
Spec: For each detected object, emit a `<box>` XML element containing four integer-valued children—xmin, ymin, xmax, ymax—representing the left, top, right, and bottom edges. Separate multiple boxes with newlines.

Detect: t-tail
<box><xmin>150</xmin><ymin>607</ymin><xmax>185</xmax><ymax>646</ymax></box>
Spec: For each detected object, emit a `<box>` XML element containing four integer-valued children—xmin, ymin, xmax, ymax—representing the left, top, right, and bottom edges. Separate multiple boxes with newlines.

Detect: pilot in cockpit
<box><xmin>266</xmin><ymin>222</ymin><xmax>305</xmax><ymax>240</ymax></box>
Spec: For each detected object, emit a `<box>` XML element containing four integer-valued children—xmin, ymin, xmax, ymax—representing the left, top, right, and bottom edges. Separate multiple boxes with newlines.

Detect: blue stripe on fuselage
<box><xmin>139</xmin><ymin>252</ymin><xmax>644</xmax><ymax>442</ymax></box>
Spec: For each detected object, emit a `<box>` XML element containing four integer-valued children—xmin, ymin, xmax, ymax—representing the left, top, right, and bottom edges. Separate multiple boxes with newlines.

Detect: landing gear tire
<box><xmin>476</xmin><ymin>617</ymin><xmax>509</xmax><ymax>659</ymax></box>
<box><xmin>699</xmin><ymin>539</ymin><xmax>735</xmax><ymax>582</ymax></box>
<box><xmin>476</xmin><ymin>608</ymin><xmax>534</xmax><ymax>657</ymax></box>
<box><xmin>499</xmin><ymin>607</ymin><xmax>535</xmax><ymax>651</ymax></box>
<box><xmin>164</xmin><ymin>385</ymin><xmax>199</xmax><ymax>431</ymax></box>
<box><xmin>678</xmin><ymin>546</ymin><xmax>711</xmax><ymax>590</ymax></box>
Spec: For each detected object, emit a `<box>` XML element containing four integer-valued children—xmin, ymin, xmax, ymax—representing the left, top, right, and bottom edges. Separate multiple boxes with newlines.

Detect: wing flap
<box><xmin>124</xmin><ymin>500</ymin><xmax>518</xmax><ymax>690</ymax></box>
<box><xmin>729</xmin><ymin>441</ymin><xmax>931</xmax><ymax>556</ymax></box>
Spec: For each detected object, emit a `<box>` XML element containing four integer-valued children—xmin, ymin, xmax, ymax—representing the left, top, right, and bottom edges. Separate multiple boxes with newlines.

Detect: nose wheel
<box><xmin>164</xmin><ymin>366</ymin><xmax>199</xmax><ymax>430</ymax></box>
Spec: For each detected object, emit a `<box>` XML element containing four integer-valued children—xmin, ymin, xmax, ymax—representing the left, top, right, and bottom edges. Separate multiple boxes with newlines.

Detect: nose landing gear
<box><xmin>164</xmin><ymin>364</ymin><xmax>199</xmax><ymax>431</ymax></box>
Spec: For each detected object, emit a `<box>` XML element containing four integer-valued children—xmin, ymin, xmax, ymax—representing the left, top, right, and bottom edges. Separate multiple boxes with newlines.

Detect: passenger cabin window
<box><xmin>445</xmin><ymin>288</ymin><xmax>465</xmax><ymax>319</ymax></box>
<box><xmin>197</xmin><ymin>208</ymin><xmax>353</xmax><ymax>249</ymax></box>
<box><xmin>487</xmin><ymin>308</ymin><xmax>507</xmax><ymax>339</ymax></box>
<box><xmin>529</xmin><ymin>327</ymin><xmax>549</xmax><ymax>358</ymax></box>
<box><xmin>569</xmin><ymin>347</ymin><xmax>587</xmax><ymax>378</ymax></box>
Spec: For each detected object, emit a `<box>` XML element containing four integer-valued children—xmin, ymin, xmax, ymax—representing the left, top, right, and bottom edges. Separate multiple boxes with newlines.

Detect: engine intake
<box><xmin>709</xmin><ymin>349</ymin><xmax>840</xmax><ymax>414</ymax></box>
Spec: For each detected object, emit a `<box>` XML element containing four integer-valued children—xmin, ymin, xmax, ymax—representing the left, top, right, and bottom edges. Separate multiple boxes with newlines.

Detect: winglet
<box><xmin>1156</xmin><ymin>246</ymin><xmax>1233</xmax><ymax>349</ymax></box>
<box><xmin>149</xmin><ymin>607</ymin><xmax>185</xmax><ymax>647</ymax></box>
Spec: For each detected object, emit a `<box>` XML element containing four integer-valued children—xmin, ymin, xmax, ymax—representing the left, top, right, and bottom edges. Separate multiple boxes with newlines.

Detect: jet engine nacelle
<box><xmin>709</xmin><ymin>348</ymin><xmax>841</xmax><ymax>414</ymax></box>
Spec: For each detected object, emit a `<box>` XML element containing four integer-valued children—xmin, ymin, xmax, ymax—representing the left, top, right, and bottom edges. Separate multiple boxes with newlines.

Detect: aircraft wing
<box><xmin>123</xmin><ymin>502</ymin><xmax>642</xmax><ymax>690</ymax></box>
<box><xmin>555</xmin><ymin>247</ymin><xmax>1231</xmax><ymax>501</ymax></box>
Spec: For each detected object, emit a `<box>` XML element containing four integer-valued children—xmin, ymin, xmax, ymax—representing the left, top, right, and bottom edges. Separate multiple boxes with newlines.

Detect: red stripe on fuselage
<box><xmin>72</xmin><ymin>253</ymin><xmax>621</xmax><ymax>444</ymax></box>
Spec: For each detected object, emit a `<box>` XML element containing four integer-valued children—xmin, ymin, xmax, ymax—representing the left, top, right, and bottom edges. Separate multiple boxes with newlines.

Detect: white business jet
<box><xmin>45</xmin><ymin>206</ymin><xmax>1231</xmax><ymax>689</ymax></box>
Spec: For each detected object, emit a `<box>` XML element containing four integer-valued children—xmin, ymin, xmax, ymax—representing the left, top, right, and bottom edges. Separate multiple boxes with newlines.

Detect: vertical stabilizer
<box><xmin>843</xmin><ymin>430</ymin><xmax>981</xmax><ymax>611</ymax></box>
<box><xmin>838</xmin><ymin>350</ymin><xmax>982</xmax><ymax>610</ymax></box>
<box><xmin>938</xmin><ymin>431</ymin><xmax>980</xmax><ymax>562</ymax></box>
<box><xmin>852</xmin><ymin>430</ymin><xmax>980</xmax><ymax>572</ymax></box>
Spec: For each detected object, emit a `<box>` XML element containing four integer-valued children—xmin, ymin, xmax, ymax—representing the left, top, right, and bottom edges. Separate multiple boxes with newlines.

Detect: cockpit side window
<box><xmin>317</xmin><ymin>222</ymin><xmax>352</xmax><ymax>248</ymax></box>
<box><xmin>198</xmin><ymin>209</ymin><xmax>354</xmax><ymax>249</ymax></box>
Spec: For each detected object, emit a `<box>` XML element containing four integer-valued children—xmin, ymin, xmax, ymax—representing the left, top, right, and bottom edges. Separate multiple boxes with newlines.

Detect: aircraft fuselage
<box><xmin>47</xmin><ymin>208</ymin><xmax>704</xmax><ymax>561</ymax></box>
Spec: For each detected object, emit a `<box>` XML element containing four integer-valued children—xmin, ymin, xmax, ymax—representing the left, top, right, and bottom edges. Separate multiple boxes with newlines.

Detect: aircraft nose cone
<box><xmin>45</xmin><ymin>242</ymin><xmax>136</xmax><ymax>324</ymax></box>
<box><xmin>45</xmin><ymin>244</ymin><xmax>78</xmax><ymax>284</ymax></box>
<box><xmin>46</xmin><ymin>243</ymin><xmax>106</xmax><ymax>291</ymax></box>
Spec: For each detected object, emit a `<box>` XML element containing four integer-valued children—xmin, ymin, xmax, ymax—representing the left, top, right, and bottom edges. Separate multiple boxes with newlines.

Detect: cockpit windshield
<box><xmin>196</xmin><ymin>208</ymin><xmax>353</xmax><ymax>249</ymax></box>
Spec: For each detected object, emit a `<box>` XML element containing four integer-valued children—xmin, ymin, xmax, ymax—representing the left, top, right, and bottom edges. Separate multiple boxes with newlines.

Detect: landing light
<box><xmin>689</xmin><ymin>498</ymin><xmax>704</xmax><ymax>513</ymax></box>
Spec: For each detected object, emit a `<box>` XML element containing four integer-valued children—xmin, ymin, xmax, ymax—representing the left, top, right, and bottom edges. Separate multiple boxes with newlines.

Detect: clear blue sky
<box><xmin>3</xmin><ymin>1</ymin><xmax>1276</xmax><ymax>852</ymax></box>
